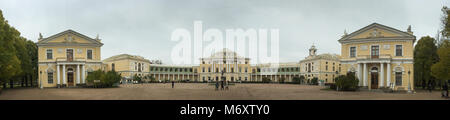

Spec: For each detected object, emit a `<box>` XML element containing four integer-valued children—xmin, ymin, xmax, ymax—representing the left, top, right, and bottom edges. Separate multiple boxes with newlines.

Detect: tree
<box><xmin>26</xmin><ymin>40</ymin><xmax>38</xmax><ymax>87</ymax></box>
<box><xmin>0</xmin><ymin>9</ymin><xmax>21</xmax><ymax>88</ymax></box>
<box><xmin>12</xmin><ymin>37</ymin><xmax>32</xmax><ymax>88</ymax></box>
<box><xmin>334</xmin><ymin>72</ymin><xmax>359</xmax><ymax>91</ymax></box>
<box><xmin>414</xmin><ymin>36</ymin><xmax>438</xmax><ymax>89</ymax></box>
<box><xmin>431</xmin><ymin>40</ymin><xmax>450</xmax><ymax>85</ymax></box>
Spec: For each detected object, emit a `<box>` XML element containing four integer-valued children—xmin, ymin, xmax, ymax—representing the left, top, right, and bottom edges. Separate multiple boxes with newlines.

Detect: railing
<box><xmin>56</xmin><ymin>57</ymin><xmax>86</xmax><ymax>62</ymax></box>
<box><xmin>356</xmin><ymin>54</ymin><xmax>391</xmax><ymax>60</ymax></box>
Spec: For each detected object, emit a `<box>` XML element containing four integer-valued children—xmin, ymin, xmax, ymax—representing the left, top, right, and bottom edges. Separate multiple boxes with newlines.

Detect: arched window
<box><xmin>111</xmin><ymin>63</ymin><xmax>115</xmax><ymax>71</ymax></box>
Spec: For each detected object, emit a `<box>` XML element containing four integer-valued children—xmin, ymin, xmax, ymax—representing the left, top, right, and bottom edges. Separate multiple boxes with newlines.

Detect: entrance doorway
<box><xmin>67</xmin><ymin>68</ymin><xmax>74</xmax><ymax>86</ymax></box>
<box><xmin>370</xmin><ymin>67</ymin><xmax>378</xmax><ymax>89</ymax></box>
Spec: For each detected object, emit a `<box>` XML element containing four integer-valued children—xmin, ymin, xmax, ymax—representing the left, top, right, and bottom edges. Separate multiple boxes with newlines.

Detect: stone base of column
<box><xmin>62</xmin><ymin>84</ymin><xmax>67</xmax><ymax>88</ymax></box>
<box><xmin>57</xmin><ymin>84</ymin><xmax>60</xmax><ymax>88</ymax></box>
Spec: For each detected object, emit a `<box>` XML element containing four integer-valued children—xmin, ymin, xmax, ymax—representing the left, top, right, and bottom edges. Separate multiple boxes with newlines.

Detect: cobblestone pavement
<box><xmin>0</xmin><ymin>83</ymin><xmax>446</xmax><ymax>100</ymax></box>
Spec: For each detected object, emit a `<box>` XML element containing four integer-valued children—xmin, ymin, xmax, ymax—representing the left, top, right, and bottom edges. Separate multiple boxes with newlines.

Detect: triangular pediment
<box><xmin>339</xmin><ymin>23</ymin><xmax>415</xmax><ymax>42</ymax></box>
<box><xmin>37</xmin><ymin>29</ymin><xmax>103</xmax><ymax>46</ymax></box>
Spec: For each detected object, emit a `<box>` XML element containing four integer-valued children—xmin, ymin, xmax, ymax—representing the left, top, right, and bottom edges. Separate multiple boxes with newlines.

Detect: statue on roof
<box><xmin>39</xmin><ymin>33</ymin><xmax>43</xmax><ymax>40</ymax></box>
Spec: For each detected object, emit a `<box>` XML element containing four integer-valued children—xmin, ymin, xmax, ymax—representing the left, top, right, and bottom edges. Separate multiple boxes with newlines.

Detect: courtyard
<box><xmin>0</xmin><ymin>83</ymin><xmax>446</xmax><ymax>100</ymax></box>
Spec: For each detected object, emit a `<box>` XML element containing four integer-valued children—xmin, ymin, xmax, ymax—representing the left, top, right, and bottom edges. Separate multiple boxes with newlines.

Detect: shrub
<box><xmin>262</xmin><ymin>77</ymin><xmax>271</xmax><ymax>83</ymax></box>
<box><xmin>86</xmin><ymin>70</ymin><xmax>121</xmax><ymax>88</ymax></box>
<box><xmin>334</xmin><ymin>72</ymin><xmax>359</xmax><ymax>91</ymax></box>
<box><xmin>133</xmin><ymin>74</ymin><xmax>142</xmax><ymax>83</ymax></box>
<box><xmin>310</xmin><ymin>77</ymin><xmax>318</xmax><ymax>85</ymax></box>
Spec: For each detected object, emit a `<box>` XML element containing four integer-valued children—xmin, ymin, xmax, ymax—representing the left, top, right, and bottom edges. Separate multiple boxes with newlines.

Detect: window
<box><xmin>47</xmin><ymin>49</ymin><xmax>53</xmax><ymax>59</ymax></box>
<box><xmin>325</xmin><ymin>65</ymin><xmax>328</xmax><ymax>71</ymax></box>
<box><xmin>395</xmin><ymin>72</ymin><xmax>402</xmax><ymax>86</ymax></box>
<box><xmin>48</xmin><ymin>72</ymin><xmax>54</xmax><ymax>84</ymax></box>
<box><xmin>350</xmin><ymin>47</ymin><xmax>356</xmax><ymax>58</ymax></box>
<box><xmin>371</xmin><ymin>45</ymin><xmax>379</xmax><ymax>58</ymax></box>
<box><xmin>87</xmin><ymin>50</ymin><xmax>93</xmax><ymax>59</ymax></box>
<box><xmin>395</xmin><ymin>45</ymin><xmax>402</xmax><ymax>56</ymax></box>
<box><xmin>112</xmin><ymin>63</ymin><xmax>115</xmax><ymax>71</ymax></box>
<box><xmin>245</xmin><ymin>68</ymin><xmax>248</xmax><ymax>73</ymax></box>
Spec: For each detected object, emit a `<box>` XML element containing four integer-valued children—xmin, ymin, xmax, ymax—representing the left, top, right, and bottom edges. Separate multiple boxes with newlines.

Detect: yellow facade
<box><xmin>339</xmin><ymin>23</ymin><xmax>415</xmax><ymax>91</ymax></box>
<box><xmin>103</xmin><ymin>54</ymin><xmax>151</xmax><ymax>80</ymax></box>
<box><xmin>37</xmin><ymin>30</ymin><xmax>104</xmax><ymax>88</ymax></box>
<box><xmin>300</xmin><ymin>45</ymin><xmax>341</xmax><ymax>84</ymax></box>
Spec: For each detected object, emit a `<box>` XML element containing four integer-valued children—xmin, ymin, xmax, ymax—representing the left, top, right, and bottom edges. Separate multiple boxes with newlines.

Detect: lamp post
<box><xmin>407</xmin><ymin>70</ymin><xmax>412</xmax><ymax>93</ymax></box>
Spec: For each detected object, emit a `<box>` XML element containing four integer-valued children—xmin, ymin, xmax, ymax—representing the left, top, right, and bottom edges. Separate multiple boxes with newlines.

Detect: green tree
<box><xmin>0</xmin><ymin>10</ymin><xmax>21</xmax><ymax>88</ymax></box>
<box><xmin>334</xmin><ymin>72</ymin><xmax>359</xmax><ymax>91</ymax></box>
<box><xmin>26</xmin><ymin>40</ymin><xmax>38</xmax><ymax>87</ymax></box>
<box><xmin>414</xmin><ymin>36</ymin><xmax>438</xmax><ymax>89</ymax></box>
<box><xmin>12</xmin><ymin>37</ymin><xmax>32</xmax><ymax>88</ymax></box>
<box><xmin>431</xmin><ymin>40</ymin><xmax>450</xmax><ymax>85</ymax></box>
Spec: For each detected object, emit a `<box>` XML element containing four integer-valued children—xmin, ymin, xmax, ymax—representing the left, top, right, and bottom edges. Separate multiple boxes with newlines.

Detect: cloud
<box><xmin>0</xmin><ymin>0</ymin><xmax>449</xmax><ymax>64</ymax></box>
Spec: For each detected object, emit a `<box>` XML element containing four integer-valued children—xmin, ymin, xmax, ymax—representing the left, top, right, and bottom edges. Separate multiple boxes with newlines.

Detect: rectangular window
<box><xmin>371</xmin><ymin>45</ymin><xmax>379</xmax><ymax>58</ymax></box>
<box><xmin>395</xmin><ymin>45</ymin><xmax>402</xmax><ymax>56</ymax></box>
<box><xmin>350</xmin><ymin>47</ymin><xmax>356</xmax><ymax>58</ymax></box>
<box><xmin>47</xmin><ymin>49</ymin><xmax>53</xmax><ymax>59</ymax></box>
<box><xmin>395</xmin><ymin>72</ymin><xmax>402</xmax><ymax>86</ymax></box>
<box><xmin>87</xmin><ymin>50</ymin><xmax>93</xmax><ymax>59</ymax></box>
<box><xmin>48</xmin><ymin>72</ymin><xmax>54</xmax><ymax>84</ymax></box>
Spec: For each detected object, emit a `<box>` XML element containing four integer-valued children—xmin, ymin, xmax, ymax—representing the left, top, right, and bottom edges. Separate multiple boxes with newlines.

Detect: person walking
<box><xmin>172</xmin><ymin>81</ymin><xmax>174</xmax><ymax>88</ymax></box>
<box><xmin>442</xmin><ymin>82</ymin><xmax>448</xmax><ymax>98</ymax></box>
<box><xmin>428</xmin><ymin>81</ymin><xmax>433</xmax><ymax>93</ymax></box>
<box><xmin>221</xmin><ymin>81</ymin><xmax>224</xmax><ymax>90</ymax></box>
<box><xmin>215</xmin><ymin>82</ymin><xmax>219</xmax><ymax>91</ymax></box>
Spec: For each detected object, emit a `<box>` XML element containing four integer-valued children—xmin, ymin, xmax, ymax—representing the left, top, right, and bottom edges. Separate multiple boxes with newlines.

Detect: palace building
<box><xmin>300</xmin><ymin>45</ymin><xmax>341</xmax><ymax>84</ymax></box>
<box><xmin>339</xmin><ymin>23</ymin><xmax>415</xmax><ymax>91</ymax></box>
<box><xmin>37</xmin><ymin>30</ymin><xmax>104</xmax><ymax>88</ymax></box>
<box><xmin>103</xmin><ymin>54</ymin><xmax>151</xmax><ymax>80</ymax></box>
<box><xmin>37</xmin><ymin>22</ymin><xmax>415</xmax><ymax>92</ymax></box>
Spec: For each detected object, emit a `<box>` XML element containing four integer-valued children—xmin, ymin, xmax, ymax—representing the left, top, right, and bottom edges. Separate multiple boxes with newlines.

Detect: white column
<box><xmin>357</xmin><ymin>63</ymin><xmax>361</xmax><ymax>86</ymax></box>
<box><xmin>62</xmin><ymin>65</ymin><xmax>66</xmax><ymax>85</ymax></box>
<box><xmin>387</xmin><ymin>63</ymin><xmax>391</xmax><ymax>88</ymax></box>
<box><xmin>76</xmin><ymin>64</ymin><xmax>80</xmax><ymax>84</ymax></box>
<box><xmin>380</xmin><ymin>63</ymin><xmax>384</xmax><ymax>87</ymax></box>
<box><xmin>57</xmin><ymin>64</ymin><xmax>61</xmax><ymax>85</ymax></box>
<box><xmin>82</xmin><ymin>65</ymin><xmax>85</xmax><ymax>84</ymax></box>
<box><xmin>363</xmin><ymin>63</ymin><xmax>367</xmax><ymax>86</ymax></box>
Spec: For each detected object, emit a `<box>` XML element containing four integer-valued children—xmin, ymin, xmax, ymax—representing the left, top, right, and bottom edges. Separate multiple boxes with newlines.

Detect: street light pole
<box><xmin>39</xmin><ymin>71</ymin><xmax>43</xmax><ymax>89</ymax></box>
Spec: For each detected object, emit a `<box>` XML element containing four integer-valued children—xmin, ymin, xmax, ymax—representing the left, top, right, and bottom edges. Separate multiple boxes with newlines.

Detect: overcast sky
<box><xmin>1</xmin><ymin>0</ymin><xmax>449</xmax><ymax>64</ymax></box>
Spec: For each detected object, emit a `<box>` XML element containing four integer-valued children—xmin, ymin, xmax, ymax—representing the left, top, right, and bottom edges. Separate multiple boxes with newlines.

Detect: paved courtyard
<box><xmin>0</xmin><ymin>83</ymin><xmax>446</xmax><ymax>100</ymax></box>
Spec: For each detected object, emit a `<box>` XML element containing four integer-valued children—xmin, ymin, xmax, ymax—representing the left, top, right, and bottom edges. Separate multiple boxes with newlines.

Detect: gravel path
<box><xmin>0</xmin><ymin>83</ymin><xmax>446</xmax><ymax>100</ymax></box>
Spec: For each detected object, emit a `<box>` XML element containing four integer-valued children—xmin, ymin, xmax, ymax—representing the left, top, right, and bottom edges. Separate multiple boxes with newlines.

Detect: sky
<box><xmin>1</xmin><ymin>0</ymin><xmax>449</xmax><ymax>65</ymax></box>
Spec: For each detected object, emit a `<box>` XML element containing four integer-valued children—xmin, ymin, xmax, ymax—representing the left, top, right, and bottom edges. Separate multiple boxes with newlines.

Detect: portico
<box><xmin>55</xmin><ymin>63</ymin><xmax>86</xmax><ymax>87</ymax></box>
